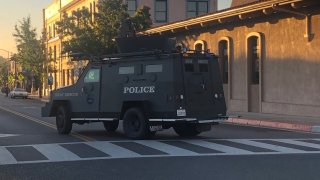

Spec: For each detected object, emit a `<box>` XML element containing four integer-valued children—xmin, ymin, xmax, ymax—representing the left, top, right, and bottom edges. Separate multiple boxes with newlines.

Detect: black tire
<box><xmin>123</xmin><ymin>108</ymin><xmax>149</xmax><ymax>139</ymax></box>
<box><xmin>173</xmin><ymin>124</ymin><xmax>201</xmax><ymax>137</ymax></box>
<box><xmin>56</xmin><ymin>105</ymin><xmax>72</xmax><ymax>134</ymax></box>
<box><xmin>103</xmin><ymin>121</ymin><xmax>119</xmax><ymax>132</ymax></box>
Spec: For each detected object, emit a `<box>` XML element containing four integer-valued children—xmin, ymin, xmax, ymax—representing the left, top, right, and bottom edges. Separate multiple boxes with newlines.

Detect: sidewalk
<box><xmin>28</xmin><ymin>94</ymin><xmax>49</xmax><ymax>102</ymax></box>
<box><xmin>226</xmin><ymin>111</ymin><xmax>320</xmax><ymax>133</ymax></box>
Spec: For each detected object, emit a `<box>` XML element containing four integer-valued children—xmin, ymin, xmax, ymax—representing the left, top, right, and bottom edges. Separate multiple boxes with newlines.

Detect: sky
<box><xmin>0</xmin><ymin>0</ymin><xmax>232</xmax><ymax>56</ymax></box>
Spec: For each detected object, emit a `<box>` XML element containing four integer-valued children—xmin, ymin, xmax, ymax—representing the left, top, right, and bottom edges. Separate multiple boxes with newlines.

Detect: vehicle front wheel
<box><xmin>56</xmin><ymin>106</ymin><xmax>72</xmax><ymax>134</ymax></box>
<box><xmin>103</xmin><ymin>121</ymin><xmax>119</xmax><ymax>132</ymax></box>
<box><xmin>123</xmin><ymin>108</ymin><xmax>149</xmax><ymax>139</ymax></box>
<box><xmin>173</xmin><ymin>124</ymin><xmax>201</xmax><ymax>137</ymax></box>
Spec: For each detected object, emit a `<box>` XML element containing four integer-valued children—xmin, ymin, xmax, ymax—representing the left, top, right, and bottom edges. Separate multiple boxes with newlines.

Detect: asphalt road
<box><xmin>0</xmin><ymin>94</ymin><xmax>320</xmax><ymax>180</ymax></box>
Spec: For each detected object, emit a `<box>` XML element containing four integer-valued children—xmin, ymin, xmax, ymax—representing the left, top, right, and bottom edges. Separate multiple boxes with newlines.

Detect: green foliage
<box><xmin>0</xmin><ymin>64</ymin><xmax>8</xmax><ymax>87</ymax></box>
<box><xmin>13</xmin><ymin>16</ymin><xmax>45</xmax><ymax>75</ymax></box>
<box><xmin>0</xmin><ymin>56</ymin><xmax>6</xmax><ymax>64</ymax></box>
<box><xmin>57</xmin><ymin>7</ymin><xmax>104</xmax><ymax>55</ymax></box>
<box><xmin>95</xmin><ymin>0</ymin><xmax>129</xmax><ymax>54</ymax></box>
<box><xmin>130</xmin><ymin>6</ymin><xmax>152</xmax><ymax>32</ymax></box>
<box><xmin>56</xmin><ymin>0</ymin><xmax>152</xmax><ymax>56</ymax></box>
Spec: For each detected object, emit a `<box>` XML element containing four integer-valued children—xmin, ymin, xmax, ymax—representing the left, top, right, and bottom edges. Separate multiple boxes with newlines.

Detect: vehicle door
<box><xmin>75</xmin><ymin>65</ymin><xmax>101</xmax><ymax>116</ymax></box>
<box><xmin>182</xmin><ymin>54</ymin><xmax>226</xmax><ymax>119</ymax></box>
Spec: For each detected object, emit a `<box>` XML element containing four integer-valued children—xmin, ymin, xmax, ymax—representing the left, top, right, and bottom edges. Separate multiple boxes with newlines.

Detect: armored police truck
<box><xmin>42</xmin><ymin>35</ymin><xmax>227</xmax><ymax>139</ymax></box>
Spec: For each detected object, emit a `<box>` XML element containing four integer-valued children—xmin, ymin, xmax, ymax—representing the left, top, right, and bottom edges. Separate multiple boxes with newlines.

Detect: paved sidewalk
<box><xmin>226</xmin><ymin>112</ymin><xmax>320</xmax><ymax>133</ymax></box>
<box><xmin>28</xmin><ymin>94</ymin><xmax>49</xmax><ymax>102</ymax></box>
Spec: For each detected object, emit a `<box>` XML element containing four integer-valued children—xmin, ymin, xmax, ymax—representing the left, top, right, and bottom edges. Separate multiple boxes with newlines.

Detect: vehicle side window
<box><xmin>146</xmin><ymin>64</ymin><xmax>163</xmax><ymax>73</ymax></box>
<box><xmin>185</xmin><ymin>59</ymin><xmax>194</xmax><ymax>72</ymax></box>
<box><xmin>119</xmin><ymin>66</ymin><xmax>135</xmax><ymax>75</ymax></box>
<box><xmin>84</xmin><ymin>68</ymin><xmax>100</xmax><ymax>83</ymax></box>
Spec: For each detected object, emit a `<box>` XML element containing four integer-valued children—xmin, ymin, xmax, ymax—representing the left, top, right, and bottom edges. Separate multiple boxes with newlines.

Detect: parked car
<box><xmin>9</xmin><ymin>88</ymin><xmax>28</xmax><ymax>99</ymax></box>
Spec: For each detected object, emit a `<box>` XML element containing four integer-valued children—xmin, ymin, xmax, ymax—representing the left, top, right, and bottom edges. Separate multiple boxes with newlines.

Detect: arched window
<box><xmin>218</xmin><ymin>40</ymin><xmax>229</xmax><ymax>84</ymax></box>
<box><xmin>194</xmin><ymin>40</ymin><xmax>206</xmax><ymax>52</ymax></box>
<box><xmin>248</xmin><ymin>36</ymin><xmax>260</xmax><ymax>84</ymax></box>
<box><xmin>195</xmin><ymin>43</ymin><xmax>203</xmax><ymax>51</ymax></box>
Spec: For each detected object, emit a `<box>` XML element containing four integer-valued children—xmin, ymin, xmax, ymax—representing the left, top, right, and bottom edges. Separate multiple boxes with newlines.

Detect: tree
<box><xmin>130</xmin><ymin>6</ymin><xmax>152</xmax><ymax>32</ymax></box>
<box><xmin>94</xmin><ymin>0</ymin><xmax>129</xmax><ymax>54</ymax></box>
<box><xmin>57</xmin><ymin>8</ymin><xmax>104</xmax><ymax>56</ymax></box>
<box><xmin>56</xmin><ymin>0</ymin><xmax>152</xmax><ymax>57</ymax></box>
<box><xmin>0</xmin><ymin>62</ymin><xmax>8</xmax><ymax>88</ymax></box>
<box><xmin>13</xmin><ymin>16</ymin><xmax>45</xmax><ymax>95</ymax></box>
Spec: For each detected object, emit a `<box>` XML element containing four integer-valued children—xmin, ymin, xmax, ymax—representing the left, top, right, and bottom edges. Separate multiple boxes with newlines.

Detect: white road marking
<box><xmin>273</xmin><ymin>139</ymin><xmax>320</xmax><ymax>150</ymax></box>
<box><xmin>86</xmin><ymin>141</ymin><xmax>141</xmax><ymax>158</ymax></box>
<box><xmin>22</xmin><ymin>107</ymin><xmax>37</xmax><ymax>109</ymax></box>
<box><xmin>1</xmin><ymin>138</ymin><xmax>320</xmax><ymax>166</ymax></box>
<box><xmin>136</xmin><ymin>140</ymin><xmax>198</xmax><ymax>156</ymax></box>
<box><xmin>185</xmin><ymin>140</ymin><xmax>253</xmax><ymax>154</ymax></box>
<box><xmin>33</xmin><ymin>144</ymin><xmax>80</xmax><ymax>161</ymax></box>
<box><xmin>229</xmin><ymin>139</ymin><xmax>305</xmax><ymax>153</ymax></box>
<box><xmin>0</xmin><ymin>147</ymin><xmax>17</xmax><ymax>165</ymax></box>
<box><xmin>0</xmin><ymin>134</ymin><xmax>19</xmax><ymax>138</ymax></box>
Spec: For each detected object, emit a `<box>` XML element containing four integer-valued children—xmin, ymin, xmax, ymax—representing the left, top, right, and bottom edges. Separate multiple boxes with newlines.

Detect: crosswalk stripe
<box><xmin>184</xmin><ymin>140</ymin><xmax>253</xmax><ymax>154</ymax></box>
<box><xmin>33</xmin><ymin>144</ymin><xmax>80</xmax><ymax>161</ymax></box>
<box><xmin>273</xmin><ymin>139</ymin><xmax>320</xmax><ymax>150</ymax></box>
<box><xmin>229</xmin><ymin>139</ymin><xmax>305</xmax><ymax>153</ymax></box>
<box><xmin>0</xmin><ymin>147</ymin><xmax>17</xmax><ymax>165</ymax></box>
<box><xmin>2</xmin><ymin>138</ymin><xmax>320</xmax><ymax>166</ymax></box>
<box><xmin>86</xmin><ymin>141</ymin><xmax>141</xmax><ymax>158</ymax></box>
<box><xmin>135</xmin><ymin>140</ymin><xmax>198</xmax><ymax>156</ymax></box>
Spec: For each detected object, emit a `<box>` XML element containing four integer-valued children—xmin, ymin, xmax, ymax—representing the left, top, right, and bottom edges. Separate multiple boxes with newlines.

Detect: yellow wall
<box><xmin>44</xmin><ymin>0</ymin><xmax>95</xmax><ymax>96</ymax></box>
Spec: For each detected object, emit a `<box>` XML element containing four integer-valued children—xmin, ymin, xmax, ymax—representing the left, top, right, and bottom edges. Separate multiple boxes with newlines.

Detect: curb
<box><xmin>28</xmin><ymin>96</ymin><xmax>49</xmax><ymax>103</ymax></box>
<box><xmin>225</xmin><ymin>118</ymin><xmax>320</xmax><ymax>133</ymax></box>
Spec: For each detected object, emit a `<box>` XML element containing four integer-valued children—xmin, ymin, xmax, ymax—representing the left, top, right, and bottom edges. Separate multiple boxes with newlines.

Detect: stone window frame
<box><xmin>218</xmin><ymin>36</ymin><xmax>233</xmax><ymax>103</ymax></box>
<box><xmin>194</xmin><ymin>40</ymin><xmax>207</xmax><ymax>51</ymax></box>
<box><xmin>218</xmin><ymin>37</ymin><xmax>233</xmax><ymax>84</ymax></box>
<box><xmin>154</xmin><ymin>0</ymin><xmax>168</xmax><ymax>23</ymax></box>
<box><xmin>186</xmin><ymin>0</ymin><xmax>209</xmax><ymax>18</ymax></box>
<box><xmin>246</xmin><ymin>32</ymin><xmax>265</xmax><ymax>112</ymax></box>
<box><xmin>126</xmin><ymin>0</ymin><xmax>137</xmax><ymax>17</ymax></box>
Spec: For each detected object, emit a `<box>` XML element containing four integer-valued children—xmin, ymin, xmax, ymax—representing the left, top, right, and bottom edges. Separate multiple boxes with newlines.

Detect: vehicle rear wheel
<box><xmin>103</xmin><ymin>121</ymin><xmax>119</xmax><ymax>132</ymax></box>
<box><xmin>173</xmin><ymin>124</ymin><xmax>201</xmax><ymax>137</ymax></box>
<box><xmin>56</xmin><ymin>105</ymin><xmax>72</xmax><ymax>134</ymax></box>
<box><xmin>123</xmin><ymin>108</ymin><xmax>149</xmax><ymax>139</ymax></box>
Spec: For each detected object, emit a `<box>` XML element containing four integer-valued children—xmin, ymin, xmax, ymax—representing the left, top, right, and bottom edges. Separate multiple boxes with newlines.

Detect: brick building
<box><xmin>143</xmin><ymin>0</ymin><xmax>320</xmax><ymax>117</ymax></box>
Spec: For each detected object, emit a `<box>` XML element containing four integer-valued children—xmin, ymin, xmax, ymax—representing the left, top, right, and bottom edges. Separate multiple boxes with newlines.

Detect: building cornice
<box><xmin>142</xmin><ymin>0</ymin><xmax>313</xmax><ymax>35</ymax></box>
<box><xmin>59</xmin><ymin>0</ymin><xmax>83</xmax><ymax>12</ymax></box>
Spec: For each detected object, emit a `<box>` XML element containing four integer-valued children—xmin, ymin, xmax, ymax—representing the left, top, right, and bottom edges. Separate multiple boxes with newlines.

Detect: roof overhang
<box><xmin>141</xmin><ymin>0</ymin><xmax>318</xmax><ymax>35</ymax></box>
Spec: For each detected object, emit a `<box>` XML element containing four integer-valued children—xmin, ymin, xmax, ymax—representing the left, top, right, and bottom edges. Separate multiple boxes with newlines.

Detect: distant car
<box><xmin>9</xmin><ymin>88</ymin><xmax>28</xmax><ymax>99</ymax></box>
